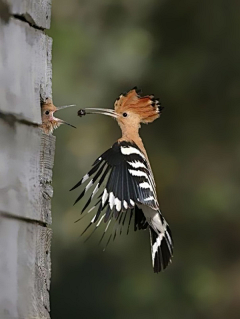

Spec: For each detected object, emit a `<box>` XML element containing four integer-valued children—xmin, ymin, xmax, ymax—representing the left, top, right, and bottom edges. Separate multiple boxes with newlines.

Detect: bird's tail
<box><xmin>149</xmin><ymin>215</ymin><xmax>173</xmax><ymax>273</ymax></box>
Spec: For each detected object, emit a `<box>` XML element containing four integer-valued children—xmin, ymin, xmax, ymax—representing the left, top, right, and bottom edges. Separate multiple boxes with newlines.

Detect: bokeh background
<box><xmin>48</xmin><ymin>1</ymin><xmax>240</xmax><ymax>318</ymax></box>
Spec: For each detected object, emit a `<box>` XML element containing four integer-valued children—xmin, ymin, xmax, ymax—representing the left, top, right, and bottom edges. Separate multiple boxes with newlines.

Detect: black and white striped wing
<box><xmin>71</xmin><ymin>141</ymin><xmax>157</xmax><ymax>227</ymax></box>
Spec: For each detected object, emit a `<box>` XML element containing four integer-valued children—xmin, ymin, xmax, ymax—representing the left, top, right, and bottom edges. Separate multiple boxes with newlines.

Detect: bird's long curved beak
<box><xmin>79</xmin><ymin>108</ymin><xmax>118</xmax><ymax>118</ymax></box>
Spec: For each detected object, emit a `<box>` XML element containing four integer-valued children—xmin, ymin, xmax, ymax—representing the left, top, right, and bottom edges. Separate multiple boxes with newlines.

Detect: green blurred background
<box><xmin>48</xmin><ymin>0</ymin><xmax>240</xmax><ymax>318</ymax></box>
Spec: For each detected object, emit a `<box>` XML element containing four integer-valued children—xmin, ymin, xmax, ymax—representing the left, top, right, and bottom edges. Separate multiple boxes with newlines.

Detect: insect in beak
<box><xmin>78</xmin><ymin>108</ymin><xmax>118</xmax><ymax>119</ymax></box>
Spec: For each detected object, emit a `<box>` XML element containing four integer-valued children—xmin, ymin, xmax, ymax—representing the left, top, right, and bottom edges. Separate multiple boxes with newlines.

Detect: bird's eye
<box><xmin>45</xmin><ymin>110</ymin><xmax>50</xmax><ymax>115</ymax></box>
<box><xmin>123</xmin><ymin>112</ymin><xmax>128</xmax><ymax>117</ymax></box>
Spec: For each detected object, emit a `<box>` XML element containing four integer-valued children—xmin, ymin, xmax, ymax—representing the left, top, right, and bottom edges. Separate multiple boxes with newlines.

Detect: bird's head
<box><xmin>78</xmin><ymin>87</ymin><xmax>163</xmax><ymax>131</ymax></box>
<box><xmin>114</xmin><ymin>87</ymin><xmax>162</xmax><ymax>129</ymax></box>
<box><xmin>41</xmin><ymin>98</ymin><xmax>76</xmax><ymax>134</ymax></box>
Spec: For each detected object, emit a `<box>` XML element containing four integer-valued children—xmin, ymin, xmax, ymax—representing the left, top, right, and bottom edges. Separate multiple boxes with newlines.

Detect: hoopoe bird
<box><xmin>41</xmin><ymin>98</ymin><xmax>76</xmax><ymax>134</ymax></box>
<box><xmin>71</xmin><ymin>87</ymin><xmax>173</xmax><ymax>273</ymax></box>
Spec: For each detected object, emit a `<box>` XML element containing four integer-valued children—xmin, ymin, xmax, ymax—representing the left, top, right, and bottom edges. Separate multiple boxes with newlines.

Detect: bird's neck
<box><xmin>119</xmin><ymin>125</ymin><xmax>148</xmax><ymax>158</ymax></box>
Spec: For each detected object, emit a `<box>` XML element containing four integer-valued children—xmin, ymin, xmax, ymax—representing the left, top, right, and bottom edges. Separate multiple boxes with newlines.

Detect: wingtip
<box><xmin>73</xmin><ymin>194</ymin><xmax>83</xmax><ymax>205</ymax></box>
<box><xmin>70</xmin><ymin>181</ymin><xmax>82</xmax><ymax>191</ymax></box>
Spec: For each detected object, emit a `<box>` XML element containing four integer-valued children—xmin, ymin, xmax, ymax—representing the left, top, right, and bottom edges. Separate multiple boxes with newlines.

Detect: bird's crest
<box><xmin>114</xmin><ymin>87</ymin><xmax>163</xmax><ymax>123</ymax></box>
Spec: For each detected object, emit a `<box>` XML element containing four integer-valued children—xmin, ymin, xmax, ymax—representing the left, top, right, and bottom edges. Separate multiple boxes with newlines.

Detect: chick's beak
<box><xmin>78</xmin><ymin>108</ymin><xmax>118</xmax><ymax>118</ymax></box>
<box><xmin>56</xmin><ymin>104</ymin><xmax>76</xmax><ymax>111</ymax></box>
<box><xmin>54</xmin><ymin>104</ymin><xmax>77</xmax><ymax>128</ymax></box>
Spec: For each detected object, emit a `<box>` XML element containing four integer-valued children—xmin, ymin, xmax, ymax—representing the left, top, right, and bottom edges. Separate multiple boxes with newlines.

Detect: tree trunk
<box><xmin>0</xmin><ymin>1</ymin><xmax>53</xmax><ymax>318</ymax></box>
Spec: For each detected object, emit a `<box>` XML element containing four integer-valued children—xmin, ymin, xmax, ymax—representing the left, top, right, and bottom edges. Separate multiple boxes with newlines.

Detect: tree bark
<box><xmin>0</xmin><ymin>1</ymin><xmax>53</xmax><ymax>318</ymax></box>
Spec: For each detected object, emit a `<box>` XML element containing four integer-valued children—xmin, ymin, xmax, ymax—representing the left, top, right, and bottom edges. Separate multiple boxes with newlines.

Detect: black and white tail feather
<box><xmin>71</xmin><ymin>140</ymin><xmax>173</xmax><ymax>272</ymax></box>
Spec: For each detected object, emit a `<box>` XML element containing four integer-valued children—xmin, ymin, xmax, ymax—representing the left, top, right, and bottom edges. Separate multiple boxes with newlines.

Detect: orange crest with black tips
<box><xmin>114</xmin><ymin>87</ymin><xmax>163</xmax><ymax>123</ymax></box>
